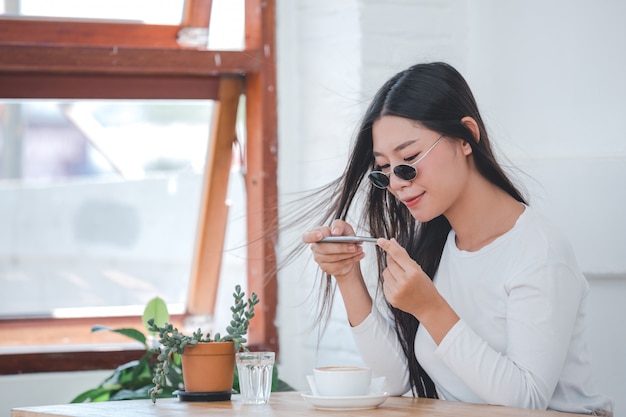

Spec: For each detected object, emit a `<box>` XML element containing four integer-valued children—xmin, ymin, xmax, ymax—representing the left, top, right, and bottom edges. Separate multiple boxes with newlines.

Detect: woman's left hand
<box><xmin>377</xmin><ymin>238</ymin><xmax>459</xmax><ymax>344</ymax></box>
<box><xmin>377</xmin><ymin>238</ymin><xmax>439</xmax><ymax>319</ymax></box>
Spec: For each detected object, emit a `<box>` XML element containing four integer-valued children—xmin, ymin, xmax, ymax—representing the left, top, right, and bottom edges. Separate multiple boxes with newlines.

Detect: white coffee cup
<box><xmin>312</xmin><ymin>366</ymin><xmax>372</xmax><ymax>397</ymax></box>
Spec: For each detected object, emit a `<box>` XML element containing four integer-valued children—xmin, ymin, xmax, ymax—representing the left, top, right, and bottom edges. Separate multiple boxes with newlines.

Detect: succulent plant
<box><xmin>147</xmin><ymin>285</ymin><xmax>259</xmax><ymax>403</ymax></box>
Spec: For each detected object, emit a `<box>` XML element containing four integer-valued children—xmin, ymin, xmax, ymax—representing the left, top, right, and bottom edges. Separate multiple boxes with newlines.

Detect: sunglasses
<box><xmin>368</xmin><ymin>135</ymin><xmax>445</xmax><ymax>189</ymax></box>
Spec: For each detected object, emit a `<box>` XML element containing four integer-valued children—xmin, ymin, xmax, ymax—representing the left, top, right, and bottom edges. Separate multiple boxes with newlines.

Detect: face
<box><xmin>371</xmin><ymin>115</ymin><xmax>473</xmax><ymax>222</ymax></box>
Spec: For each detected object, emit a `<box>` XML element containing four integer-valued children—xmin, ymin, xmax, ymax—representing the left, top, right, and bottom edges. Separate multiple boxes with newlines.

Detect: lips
<box><xmin>401</xmin><ymin>192</ymin><xmax>424</xmax><ymax>208</ymax></box>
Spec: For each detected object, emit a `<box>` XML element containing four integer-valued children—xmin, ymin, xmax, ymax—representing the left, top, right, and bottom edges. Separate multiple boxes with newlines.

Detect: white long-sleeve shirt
<box><xmin>351</xmin><ymin>206</ymin><xmax>613</xmax><ymax>414</ymax></box>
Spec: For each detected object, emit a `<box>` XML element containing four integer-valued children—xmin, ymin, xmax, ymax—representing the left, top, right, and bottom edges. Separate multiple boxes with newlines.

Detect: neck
<box><xmin>445</xmin><ymin>173</ymin><xmax>524</xmax><ymax>252</ymax></box>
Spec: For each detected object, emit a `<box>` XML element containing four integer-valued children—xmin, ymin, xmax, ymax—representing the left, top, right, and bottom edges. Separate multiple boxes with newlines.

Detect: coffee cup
<box><xmin>312</xmin><ymin>366</ymin><xmax>372</xmax><ymax>397</ymax></box>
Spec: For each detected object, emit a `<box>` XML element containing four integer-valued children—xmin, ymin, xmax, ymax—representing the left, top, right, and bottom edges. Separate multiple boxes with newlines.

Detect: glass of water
<box><xmin>235</xmin><ymin>351</ymin><xmax>275</xmax><ymax>404</ymax></box>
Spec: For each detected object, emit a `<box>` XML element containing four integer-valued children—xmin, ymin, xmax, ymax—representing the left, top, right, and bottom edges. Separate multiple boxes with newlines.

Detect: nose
<box><xmin>388</xmin><ymin>170</ymin><xmax>412</xmax><ymax>190</ymax></box>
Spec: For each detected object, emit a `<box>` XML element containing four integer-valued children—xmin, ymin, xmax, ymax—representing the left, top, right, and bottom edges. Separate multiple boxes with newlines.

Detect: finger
<box><xmin>384</xmin><ymin>253</ymin><xmax>403</xmax><ymax>278</ymax></box>
<box><xmin>330</xmin><ymin>219</ymin><xmax>356</xmax><ymax>237</ymax></box>
<box><xmin>319</xmin><ymin>251</ymin><xmax>364</xmax><ymax>266</ymax></box>
<box><xmin>381</xmin><ymin>269</ymin><xmax>400</xmax><ymax>306</ymax></box>
<box><xmin>302</xmin><ymin>227</ymin><xmax>331</xmax><ymax>243</ymax></box>
<box><xmin>312</xmin><ymin>242</ymin><xmax>363</xmax><ymax>258</ymax></box>
<box><xmin>378</xmin><ymin>238</ymin><xmax>412</xmax><ymax>271</ymax></box>
<box><xmin>381</xmin><ymin>265</ymin><xmax>396</xmax><ymax>285</ymax></box>
<box><xmin>316</xmin><ymin>251</ymin><xmax>365</xmax><ymax>276</ymax></box>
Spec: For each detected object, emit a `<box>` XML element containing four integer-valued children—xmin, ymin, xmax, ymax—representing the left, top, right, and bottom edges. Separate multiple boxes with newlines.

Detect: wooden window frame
<box><xmin>0</xmin><ymin>0</ymin><xmax>277</xmax><ymax>374</ymax></box>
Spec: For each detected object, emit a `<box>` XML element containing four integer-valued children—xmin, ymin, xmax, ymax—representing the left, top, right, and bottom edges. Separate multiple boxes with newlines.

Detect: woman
<box><xmin>301</xmin><ymin>62</ymin><xmax>613</xmax><ymax>414</ymax></box>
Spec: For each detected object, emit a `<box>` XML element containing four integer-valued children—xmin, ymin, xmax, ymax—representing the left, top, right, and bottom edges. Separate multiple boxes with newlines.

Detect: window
<box><xmin>0</xmin><ymin>0</ymin><xmax>277</xmax><ymax>373</ymax></box>
<box><xmin>0</xmin><ymin>99</ymin><xmax>248</xmax><ymax>319</ymax></box>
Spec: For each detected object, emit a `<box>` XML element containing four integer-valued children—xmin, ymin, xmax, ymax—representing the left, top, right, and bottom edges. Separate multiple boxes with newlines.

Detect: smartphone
<box><xmin>318</xmin><ymin>236</ymin><xmax>379</xmax><ymax>243</ymax></box>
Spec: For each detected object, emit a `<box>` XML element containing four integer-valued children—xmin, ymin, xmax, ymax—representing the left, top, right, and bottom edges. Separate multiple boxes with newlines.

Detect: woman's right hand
<box><xmin>302</xmin><ymin>219</ymin><xmax>366</xmax><ymax>279</ymax></box>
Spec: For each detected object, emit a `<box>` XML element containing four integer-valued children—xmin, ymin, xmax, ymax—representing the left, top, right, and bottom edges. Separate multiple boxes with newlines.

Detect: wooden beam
<box><xmin>0</xmin><ymin>44</ymin><xmax>262</xmax><ymax>76</ymax></box>
<box><xmin>0</xmin><ymin>19</ymin><xmax>182</xmax><ymax>48</ymax></box>
<box><xmin>183</xmin><ymin>0</ymin><xmax>214</xmax><ymax>27</ymax></box>
<box><xmin>187</xmin><ymin>76</ymin><xmax>243</xmax><ymax>316</ymax></box>
<box><xmin>0</xmin><ymin>72</ymin><xmax>221</xmax><ymax>99</ymax></box>
<box><xmin>0</xmin><ymin>315</ymin><xmax>187</xmax><ymax>375</ymax></box>
<box><xmin>0</xmin><ymin>349</ymin><xmax>145</xmax><ymax>375</ymax></box>
<box><xmin>244</xmin><ymin>0</ymin><xmax>278</xmax><ymax>353</ymax></box>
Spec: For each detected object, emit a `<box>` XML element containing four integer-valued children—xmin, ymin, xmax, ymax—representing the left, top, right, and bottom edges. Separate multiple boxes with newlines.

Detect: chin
<box><xmin>411</xmin><ymin>210</ymin><xmax>436</xmax><ymax>223</ymax></box>
<box><xmin>409</xmin><ymin>208</ymin><xmax>438</xmax><ymax>223</ymax></box>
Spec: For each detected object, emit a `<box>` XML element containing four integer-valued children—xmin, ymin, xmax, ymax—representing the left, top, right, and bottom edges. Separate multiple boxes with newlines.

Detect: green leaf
<box><xmin>109</xmin><ymin>387</ymin><xmax>151</xmax><ymax>401</ymax></box>
<box><xmin>92</xmin><ymin>325</ymin><xmax>147</xmax><ymax>347</ymax></box>
<box><xmin>142</xmin><ymin>297</ymin><xmax>170</xmax><ymax>333</ymax></box>
<box><xmin>70</xmin><ymin>387</ymin><xmax>111</xmax><ymax>403</ymax></box>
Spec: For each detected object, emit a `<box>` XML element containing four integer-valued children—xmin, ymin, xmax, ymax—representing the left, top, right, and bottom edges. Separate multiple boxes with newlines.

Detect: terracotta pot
<box><xmin>181</xmin><ymin>341</ymin><xmax>236</xmax><ymax>392</ymax></box>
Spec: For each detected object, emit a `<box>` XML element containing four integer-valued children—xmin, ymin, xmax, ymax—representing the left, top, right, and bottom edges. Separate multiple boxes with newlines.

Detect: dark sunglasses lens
<box><xmin>394</xmin><ymin>164</ymin><xmax>417</xmax><ymax>181</ymax></box>
<box><xmin>369</xmin><ymin>172</ymin><xmax>389</xmax><ymax>188</ymax></box>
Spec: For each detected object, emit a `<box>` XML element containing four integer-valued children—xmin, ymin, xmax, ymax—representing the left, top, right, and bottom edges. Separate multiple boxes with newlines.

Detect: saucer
<box><xmin>301</xmin><ymin>392</ymin><xmax>389</xmax><ymax>410</ymax></box>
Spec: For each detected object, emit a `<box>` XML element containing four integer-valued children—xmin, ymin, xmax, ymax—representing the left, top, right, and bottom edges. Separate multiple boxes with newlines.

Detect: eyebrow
<box><xmin>372</xmin><ymin>139</ymin><xmax>419</xmax><ymax>157</ymax></box>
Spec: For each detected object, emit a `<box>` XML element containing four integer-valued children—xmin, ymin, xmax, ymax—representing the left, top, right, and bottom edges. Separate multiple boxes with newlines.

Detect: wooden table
<box><xmin>11</xmin><ymin>392</ymin><xmax>585</xmax><ymax>417</ymax></box>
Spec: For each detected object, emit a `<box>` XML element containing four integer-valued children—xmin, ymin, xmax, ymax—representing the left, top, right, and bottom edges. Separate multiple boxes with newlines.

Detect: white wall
<box><xmin>0</xmin><ymin>371</ymin><xmax>111</xmax><ymax>416</ymax></box>
<box><xmin>465</xmin><ymin>0</ymin><xmax>626</xmax><ymax>274</ymax></box>
<box><xmin>276</xmin><ymin>0</ymin><xmax>626</xmax><ymax>412</ymax></box>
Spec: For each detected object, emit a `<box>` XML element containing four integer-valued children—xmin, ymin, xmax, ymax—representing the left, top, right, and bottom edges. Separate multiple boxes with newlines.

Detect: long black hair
<box><xmin>283</xmin><ymin>62</ymin><xmax>526</xmax><ymax>398</ymax></box>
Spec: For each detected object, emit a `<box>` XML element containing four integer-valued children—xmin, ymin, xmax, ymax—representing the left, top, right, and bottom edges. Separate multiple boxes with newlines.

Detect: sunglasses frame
<box><xmin>369</xmin><ymin>135</ymin><xmax>446</xmax><ymax>189</ymax></box>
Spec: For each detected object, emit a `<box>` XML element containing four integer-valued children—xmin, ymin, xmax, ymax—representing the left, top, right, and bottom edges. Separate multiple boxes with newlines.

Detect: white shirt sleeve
<box><xmin>435</xmin><ymin>262</ymin><xmax>584</xmax><ymax>409</ymax></box>
<box><xmin>351</xmin><ymin>306</ymin><xmax>411</xmax><ymax>396</ymax></box>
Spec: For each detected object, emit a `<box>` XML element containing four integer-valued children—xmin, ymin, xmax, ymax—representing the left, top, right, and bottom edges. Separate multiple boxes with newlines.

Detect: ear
<box><xmin>460</xmin><ymin>116</ymin><xmax>480</xmax><ymax>156</ymax></box>
<box><xmin>461</xmin><ymin>116</ymin><xmax>480</xmax><ymax>143</ymax></box>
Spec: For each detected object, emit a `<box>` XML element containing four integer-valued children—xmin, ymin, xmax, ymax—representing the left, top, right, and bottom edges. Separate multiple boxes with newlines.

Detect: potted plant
<box><xmin>147</xmin><ymin>284</ymin><xmax>259</xmax><ymax>403</ymax></box>
<box><xmin>71</xmin><ymin>288</ymin><xmax>292</xmax><ymax>404</ymax></box>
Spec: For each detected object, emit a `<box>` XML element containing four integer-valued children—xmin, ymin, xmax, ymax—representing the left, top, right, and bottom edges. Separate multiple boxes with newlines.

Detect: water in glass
<box><xmin>236</xmin><ymin>352</ymin><xmax>274</xmax><ymax>404</ymax></box>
